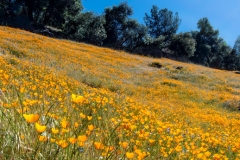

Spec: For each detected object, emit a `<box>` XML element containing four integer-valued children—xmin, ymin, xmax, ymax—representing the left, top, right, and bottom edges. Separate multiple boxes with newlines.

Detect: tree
<box><xmin>144</xmin><ymin>5</ymin><xmax>181</xmax><ymax>39</ymax></box>
<box><xmin>191</xmin><ymin>18</ymin><xmax>234</xmax><ymax>69</ymax></box>
<box><xmin>0</xmin><ymin>0</ymin><xmax>23</xmax><ymax>17</ymax></box>
<box><xmin>115</xmin><ymin>19</ymin><xmax>147</xmax><ymax>51</ymax></box>
<box><xmin>14</xmin><ymin>0</ymin><xmax>82</xmax><ymax>28</ymax></box>
<box><xmin>169</xmin><ymin>32</ymin><xmax>196</xmax><ymax>58</ymax></box>
<box><xmin>193</xmin><ymin>17</ymin><xmax>221</xmax><ymax>65</ymax></box>
<box><xmin>138</xmin><ymin>35</ymin><xmax>166</xmax><ymax>57</ymax></box>
<box><xmin>221</xmin><ymin>36</ymin><xmax>240</xmax><ymax>70</ymax></box>
<box><xmin>62</xmin><ymin>0</ymin><xmax>82</xmax><ymax>28</ymax></box>
<box><xmin>208</xmin><ymin>38</ymin><xmax>232</xmax><ymax>68</ymax></box>
<box><xmin>14</xmin><ymin>0</ymin><xmax>46</xmax><ymax>22</ymax></box>
<box><xmin>143</xmin><ymin>5</ymin><xmax>181</xmax><ymax>57</ymax></box>
<box><xmin>103</xmin><ymin>2</ymin><xmax>133</xmax><ymax>47</ymax></box>
<box><xmin>233</xmin><ymin>36</ymin><xmax>240</xmax><ymax>56</ymax></box>
<box><xmin>223</xmin><ymin>50</ymin><xmax>239</xmax><ymax>70</ymax></box>
<box><xmin>65</xmin><ymin>12</ymin><xmax>106</xmax><ymax>45</ymax></box>
<box><xmin>79</xmin><ymin>12</ymin><xmax>106</xmax><ymax>46</ymax></box>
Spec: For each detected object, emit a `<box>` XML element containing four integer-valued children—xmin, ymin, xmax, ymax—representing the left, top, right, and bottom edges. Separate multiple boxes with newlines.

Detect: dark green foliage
<box><xmin>141</xmin><ymin>5</ymin><xmax>181</xmax><ymax>57</ymax></box>
<box><xmin>45</xmin><ymin>0</ymin><xmax>82</xmax><ymax>28</ymax></box>
<box><xmin>117</xmin><ymin>20</ymin><xmax>147</xmax><ymax>51</ymax></box>
<box><xmin>233</xmin><ymin>36</ymin><xmax>240</xmax><ymax>56</ymax></box>
<box><xmin>131</xmin><ymin>34</ymin><xmax>167</xmax><ymax>57</ymax></box>
<box><xmin>209</xmin><ymin>55</ymin><xmax>223</xmax><ymax>69</ymax></box>
<box><xmin>169</xmin><ymin>32</ymin><xmax>196</xmax><ymax>58</ymax></box>
<box><xmin>232</xmin><ymin>36</ymin><xmax>240</xmax><ymax>70</ymax></box>
<box><xmin>209</xmin><ymin>40</ymin><xmax>231</xmax><ymax>69</ymax></box>
<box><xmin>144</xmin><ymin>6</ymin><xmax>181</xmax><ymax>39</ymax></box>
<box><xmin>193</xmin><ymin>18</ymin><xmax>219</xmax><ymax>65</ymax></box>
<box><xmin>6</xmin><ymin>0</ymin><xmax>83</xmax><ymax>29</ymax></box>
<box><xmin>101</xmin><ymin>2</ymin><xmax>148</xmax><ymax>51</ymax></box>
<box><xmin>222</xmin><ymin>50</ymin><xmax>240</xmax><ymax>70</ymax></box>
<box><xmin>81</xmin><ymin>14</ymin><xmax>106</xmax><ymax>46</ymax></box>
<box><xmin>0</xmin><ymin>0</ymin><xmax>23</xmax><ymax>17</ymax></box>
<box><xmin>143</xmin><ymin>35</ymin><xmax>166</xmax><ymax>49</ymax></box>
<box><xmin>103</xmin><ymin>2</ymin><xmax>133</xmax><ymax>46</ymax></box>
<box><xmin>65</xmin><ymin>12</ymin><xmax>106</xmax><ymax>45</ymax></box>
<box><xmin>191</xmin><ymin>17</ymin><xmax>233</xmax><ymax>69</ymax></box>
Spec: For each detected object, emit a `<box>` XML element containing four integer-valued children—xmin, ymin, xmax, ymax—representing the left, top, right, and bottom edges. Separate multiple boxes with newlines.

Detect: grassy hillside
<box><xmin>0</xmin><ymin>26</ymin><xmax>240</xmax><ymax>159</ymax></box>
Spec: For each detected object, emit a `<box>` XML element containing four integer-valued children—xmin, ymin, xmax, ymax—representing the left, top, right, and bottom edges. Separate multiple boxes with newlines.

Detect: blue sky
<box><xmin>82</xmin><ymin>0</ymin><xmax>240</xmax><ymax>47</ymax></box>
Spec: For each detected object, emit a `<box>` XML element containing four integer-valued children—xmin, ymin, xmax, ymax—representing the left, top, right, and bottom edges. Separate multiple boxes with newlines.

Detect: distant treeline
<box><xmin>0</xmin><ymin>1</ymin><xmax>240</xmax><ymax>70</ymax></box>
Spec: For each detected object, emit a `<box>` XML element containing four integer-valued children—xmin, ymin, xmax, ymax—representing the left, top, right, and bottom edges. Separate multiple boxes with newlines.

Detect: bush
<box><xmin>222</xmin><ymin>100</ymin><xmax>240</xmax><ymax>111</ymax></box>
<box><xmin>149</xmin><ymin>62</ymin><xmax>163</xmax><ymax>68</ymax></box>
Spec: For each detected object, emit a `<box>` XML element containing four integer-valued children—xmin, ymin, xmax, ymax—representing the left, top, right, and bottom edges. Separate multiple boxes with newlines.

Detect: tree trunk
<box><xmin>25</xmin><ymin>0</ymin><xmax>34</xmax><ymax>21</ymax></box>
<box><xmin>43</xmin><ymin>0</ymin><xmax>56</xmax><ymax>25</ymax></box>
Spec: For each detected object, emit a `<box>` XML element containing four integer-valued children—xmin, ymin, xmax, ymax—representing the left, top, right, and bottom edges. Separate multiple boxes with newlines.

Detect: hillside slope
<box><xmin>0</xmin><ymin>27</ymin><xmax>240</xmax><ymax>159</ymax></box>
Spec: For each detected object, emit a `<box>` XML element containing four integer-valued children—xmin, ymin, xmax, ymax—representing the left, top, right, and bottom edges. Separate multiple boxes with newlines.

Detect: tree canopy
<box><xmin>103</xmin><ymin>2</ymin><xmax>133</xmax><ymax>47</ymax></box>
<box><xmin>169</xmin><ymin>32</ymin><xmax>196</xmax><ymax>58</ymax></box>
<box><xmin>144</xmin><ymin>5</ymin><xmax>181</xmax><ymax>38</ymax></box>
<box><xmin>0</xmin><ymin>0</ymin><xmax>82</xmax><ymax>29</ymax></box>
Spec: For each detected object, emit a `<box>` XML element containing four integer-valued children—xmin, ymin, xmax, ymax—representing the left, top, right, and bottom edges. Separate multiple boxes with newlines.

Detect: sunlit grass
<box><xmin>0</xmin><ymin>26</ymin><xmax>240</xmax><ymax>159</ymax></box>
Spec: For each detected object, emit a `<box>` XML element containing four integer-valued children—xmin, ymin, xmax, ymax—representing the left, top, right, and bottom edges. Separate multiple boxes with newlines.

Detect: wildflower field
<box><xmin>0</xmin><ymin>26</ymin><xmax>240</xmax><ymax>159</ymax></box>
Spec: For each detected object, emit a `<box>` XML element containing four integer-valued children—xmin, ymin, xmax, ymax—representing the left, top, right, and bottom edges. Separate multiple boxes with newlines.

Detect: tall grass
<box><xmin>0</xmin><ymin>27</ymin><xmax>240</xmax><ymax>159</ymax></box>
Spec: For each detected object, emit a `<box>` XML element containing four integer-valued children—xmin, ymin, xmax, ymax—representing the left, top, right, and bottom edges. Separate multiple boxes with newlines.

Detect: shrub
<box><xmin>148</xmin><ymin>62</ymin><xmax>163</xmax><ymax>68</ymax></box>
<box><xmin>222</xmin><ymin>100</ymin><xmax>240</xmax><ymax>111</ymax></box>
